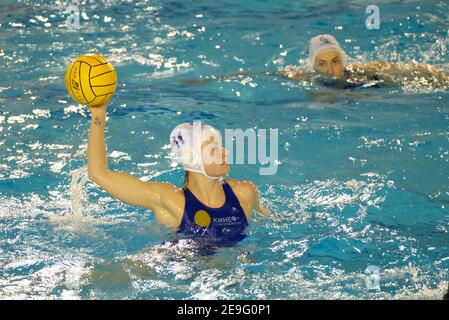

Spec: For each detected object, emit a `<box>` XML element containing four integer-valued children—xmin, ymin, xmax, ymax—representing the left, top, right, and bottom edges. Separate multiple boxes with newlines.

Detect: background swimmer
<box><xmin>87</xmin><ymin>98</ymin><xmax>269</xmax><ymax>241</ymax></box>
<box><xmin>282</xmin><ymin>34</ymin><xmax>449</xmax><ymax>89</ymax></box>
<box><xmin>182</xmin><ymin>34</ymin><xmax>449</xmax><ymax>90</ymax></box>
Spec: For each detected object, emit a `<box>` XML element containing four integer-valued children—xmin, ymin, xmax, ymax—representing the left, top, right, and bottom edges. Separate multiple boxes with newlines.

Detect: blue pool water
<box><xmin>1</xmin><ymin>0</ymin><xmax>449</xmax><ymax>299</ymax></box>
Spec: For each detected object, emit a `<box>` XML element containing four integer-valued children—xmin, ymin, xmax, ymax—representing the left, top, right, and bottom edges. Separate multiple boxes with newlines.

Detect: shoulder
<box><xmin>224</xmin><ymin>178</ymin><xmax>257</xmax><ymax>205</ymax></box>
<box><xmin>225</xmin><ymin>178</ymin><xmax>257</xmax><ymax>195</ymax></box>
<box><xmin>225</xmin><ymin>178</ymin><xmax>258</xmax><ymax>220</ymax></box>
<box><xmin>345</xmin><ymin>62</ymin><xmax>366</xmax><ymax>72</ymax></box>
<box><xmin>142</xmin><ymin>181</ymin><xmax>185</xmax><ymax>228</ymax></box>
<box><xmin>347</xmin><ymin>61</ymin><xmax>389</xmax><ymax>67</ymax></box>
<box><xmin>347</xmin><ymin>61</ymin><xmax>392</xmax><ymax>72</ymax></box>
<box><xmin>280</xmin><ymin>66</ymin><xmax>308</xmax><ymax>80</ymax></box>
<box><xmin>142</xmin><ymin>181</ymin><xmax>184</xmax><ymax>204</ymax></box>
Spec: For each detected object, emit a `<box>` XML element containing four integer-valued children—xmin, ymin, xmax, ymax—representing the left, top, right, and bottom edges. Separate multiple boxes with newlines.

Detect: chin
<box><xmin>206</xmin><ymin>164</ymin><xmax>230</xmax><ymax>177</ymax></box>
<box><xmin>219</xmin><ymin>165</ymin><xmax>230</xmax><ymax>176</ymax></box>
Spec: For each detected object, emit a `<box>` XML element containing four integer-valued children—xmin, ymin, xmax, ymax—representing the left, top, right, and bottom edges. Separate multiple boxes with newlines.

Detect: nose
<box><xmin>328</xmin><ymin>64</ymin><xmax>335</xmax><ymax>76</ymax></box>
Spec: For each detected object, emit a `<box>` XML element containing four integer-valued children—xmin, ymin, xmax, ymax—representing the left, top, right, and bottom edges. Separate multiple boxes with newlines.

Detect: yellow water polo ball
<box><xmin>64</xmin><ymin>53</ymin><xmax>117</xmax><ymax>107</ymax></box>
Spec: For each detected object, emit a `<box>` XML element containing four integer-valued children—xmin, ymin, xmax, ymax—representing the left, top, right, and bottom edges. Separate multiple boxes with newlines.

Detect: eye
<box><xmin>333</xmin><ymin>59</ymin><xmax>340</xmax><ymax>64</ymax></box>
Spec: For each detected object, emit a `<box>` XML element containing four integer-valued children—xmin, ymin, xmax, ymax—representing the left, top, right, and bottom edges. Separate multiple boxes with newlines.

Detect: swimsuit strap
<box><xmin>221</xmin><ymin>180</ymin><xmax>243</xmax><ymax>209</ymax></box>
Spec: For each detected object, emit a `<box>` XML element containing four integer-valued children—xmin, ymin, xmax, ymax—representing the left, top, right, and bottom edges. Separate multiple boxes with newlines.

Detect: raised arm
<box><xmin>87</xmin><ymin>99</ymin><xmax>183</xmax><ymax>229</ymax></box>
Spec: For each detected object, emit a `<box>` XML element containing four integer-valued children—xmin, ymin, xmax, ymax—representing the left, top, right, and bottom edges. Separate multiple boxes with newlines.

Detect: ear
<box><xmin>178</xmin><ymin>147</ymin><xmax>201</xmax><ymax>168</ymax></box>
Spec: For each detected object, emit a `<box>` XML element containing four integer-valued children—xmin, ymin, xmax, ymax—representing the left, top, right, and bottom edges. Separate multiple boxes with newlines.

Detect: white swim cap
<box><xmin>308</xmin><ymin>34</ymin><xmax>347</xmax><ymax>68</ymax></box>
<box><xmin>170</xmin><ymin>121</ymin><xmax>223</xmax><ymax>179</ymax></box>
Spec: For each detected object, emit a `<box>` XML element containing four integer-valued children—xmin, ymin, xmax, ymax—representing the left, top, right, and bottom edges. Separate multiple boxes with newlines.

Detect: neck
<box><xmin>185</xmin><ymin>172</ymin><xmax>224</xmax><ymax>205</ymax></box>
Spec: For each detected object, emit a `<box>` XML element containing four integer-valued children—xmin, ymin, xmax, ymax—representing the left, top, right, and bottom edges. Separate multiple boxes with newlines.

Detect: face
<box><xmin>201</xmin><ymin>133</ymin><xmax>230</xmax><ymax>177</ymax></box>
<box><xmin>313</xmin><ymin>50</ymin><xmax>344</xmax><ymax>79</ymax></box>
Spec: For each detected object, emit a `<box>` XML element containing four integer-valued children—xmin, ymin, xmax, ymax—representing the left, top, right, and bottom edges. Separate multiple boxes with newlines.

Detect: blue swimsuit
<box><xmin>177</xmin><ymin>180</ymin><xmax>249</xmax><ymax>245</ymax></box>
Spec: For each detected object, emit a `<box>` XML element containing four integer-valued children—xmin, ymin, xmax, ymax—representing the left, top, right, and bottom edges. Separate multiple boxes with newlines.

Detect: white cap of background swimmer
<box><xmin>308</xmin><ymin>34</ymin><xmax>347</xmax><ymax>68</ymax></box>
<box><xmin>170</xmin><ymin>121</ymin><xmax>222</xmax><ymax>180</ymax></box>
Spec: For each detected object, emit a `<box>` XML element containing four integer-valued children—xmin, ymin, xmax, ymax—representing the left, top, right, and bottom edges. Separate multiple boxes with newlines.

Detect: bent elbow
<box><xmin>88</xmin><ymin>172</ymin><xmax>98</xmax><ymax>183</ymax></box>
<box><xmin>88</xmin><ymin>170</ymin><xmax>108</xmax><ymax>183</ymax></box>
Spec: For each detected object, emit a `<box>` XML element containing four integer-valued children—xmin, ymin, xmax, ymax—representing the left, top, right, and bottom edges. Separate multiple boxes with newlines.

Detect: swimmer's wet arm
<box><xmin>86</xmin><ymin>102</ymin><xmax>179</xmax><ymax>215</ymax></box>
<box><xmin>253</xmin><ymin>187</ymin><xmax>270</xmax><ymax>216</ymax></box>
<box><xmin>349</xmin><ymin>62</ymin><xmax>449</xmax><ymax>84</ymax></box>
<box><xmin>279</xmin><ymin>68</ymin><xmax>310</xmax><ymax>81</ymax></box>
